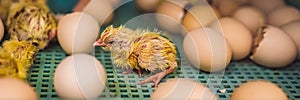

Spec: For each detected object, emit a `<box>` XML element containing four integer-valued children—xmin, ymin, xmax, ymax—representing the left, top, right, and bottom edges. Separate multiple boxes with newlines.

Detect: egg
<box><xmin>216</xmin><ymin>0</ymin><xmax>241</xmax><ymax>16</ymax></box>
<box><xmin>233</xmin><ymin>6</ymin><xmax>266</xmax><ymax>33</ymax></box>
<box><xmin>0</xmin><ymin>78</ymin><xmax>38</xmax><ymax>100</ymax></box>
<box><xmin>156</xmin><ymin>0</ymin><xmax>189</xmax><ymax>34</ymax></box>
<box><xmin>250</xmin><ymin>25</ymin><xmax>297</xmax><ymax>68</ymax></box>
<box><xmin>250</xmin><ymin>0</ymin><xmax>286</xmax><ymax>14</ymax></box>
<box><xmin>151</xmin><ymin>78</ymin><xmax>218</xmax><ymax>100</ymax></box>
<box><xmin>210</xmin><ymin>17</ymin><xmax>252</xmax><ymax>60</ymax></box>
<box><xmin>182</xmin><ymin>5</ymin><xmax>220</xmax><ymax>32</ymax></box>
<box><xmin>281</xmin><ymin>21</ymin><xmax>300</xmax><ymax>60</ymax></box>
<box><xmin>231</xmin><ymin>80</ymin><xmax>288</xmax><ymax>100</ymax></box>
<box><xmin>0</xmin><ymin>18</ymin><xmax>4</xmax><ymax>41</ymax></box>
<box><xmin>74</xmin><ymin>0</ymin><xmax>114</xmax><ymax>25</ymax></box>
<box><xmin>267</xmin><ymin>6</ymin><xmax>300</xmax><ymax>27</ymax></box>
<box><xmin>183</xmin><ymin>27</ymin><xmax>232</xmax><ymax>72</ymax></box>
<box><xmin>135</xmin><ymin>0</ymin><xmax>161</xmax><ymax>12</ymax></box>
<box><xmin>58</xmin><ymin>12</ymin><xmax>100</xmax><ymax>55</ymax></box>
<box><xmin>54</xmin><ymin>53</ymin><xmax>106</xmax><ymax>99</ymax></box>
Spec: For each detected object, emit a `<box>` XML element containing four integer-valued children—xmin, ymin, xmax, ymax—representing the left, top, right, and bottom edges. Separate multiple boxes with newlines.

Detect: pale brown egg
<box><xmin>216</xmin><ymin>0</ymin><xmax>241</xmax><ymax>16</ymax></box>
<box><xmin>151</xmin><ymin>78</ymin><xmax>218</xmax><ymax>100</ymax></box>
<box><xmin>0</xmin><ymin>18</ymin><xmax>4</xmax><ymax>41</ymax></box>
<box><xmin>281</xmin><ymin>21</ymin><xmax>300</xmax><ymax>60</ymax></box>
<box><xmin>250</xmin><ymin>0</ymin><xmax>286</xmax><ymax>14</ymax></box>
<box><xmin>267</xmin><ymin>6</ymin><xmax>300</xmax><ymax>27</ymax></box>
<box><xmin>0</xmin><ymin>78</ymin><xmax>38</xmax><ymax>100</ymax></box>
<box><xmin>250</xmin><ymin>25</ymin><xmax>297</xmax><ymax>68</ymax></box>
<box><xmin>77</xmin><ymin>0</ymin><xmax>114</xmax><ymax>25</ymax></box>
<box><xmin>183</xmin><ymin>27</ymin><xmax>232</xmax><ymax>72</ymax></box>
<box><xmin>156</xmin><ymin>0</ymin><xmax>189</xmax><ymax>34</ymax></box>
<box><xmin>233</xmin><ymin>6</ymin><xmax>266</xmax><ymax>33</ymax></box>
<box><xmin>182</xmin><ymin>5</ymin><xmax>220</xmax><ymax>32</ymax></box>
<box><xmin>231</xmin><ymin>80</ymin><xmax>288</xmax><ymax>100</ymax></box>
<box><xmin>135</xmin><ymin>0</ymin><xmax>161</xmax><ymax>12</ymax></box>
<box><xmin>210</xmin><ymin>17</ymin><xmax>252</xmax><ymax>60</ymax></box>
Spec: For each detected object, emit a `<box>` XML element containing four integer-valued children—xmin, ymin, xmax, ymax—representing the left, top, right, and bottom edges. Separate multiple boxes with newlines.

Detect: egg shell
<box><xmin>81</xmin><ymin>0</ymin><xmax>114</xmax><ymax>25</ymax></box>
<box><xmin>183</xmin><ymin>27</ymin><xmax>232</xmax><ymax>72</ymax></box>
<box><xmin>0</xmin><ymin>78</ymin><xmax>38</xmax><ymax>100</ymax></box>
<box><xmin>281</xmin><ymin>21</ymin><xmax>300</xmax><ymax>60</ymax></box>
<box><xmin>135</xmin><ymin>0</ymin><xmax>161</xmax><ymax>12</ymax></box>
<box><xmin>58</xmin><ymin>12</ymin><xmax>100</xmax><ymax>55</ymax></box>
<box><xmin>156</xmin><ymin>0</ymin><xmax>189</xmax><ymax>34</ymax></box>
<box><xmin>250</xmin><ymin>0</ymin><xmax>286</xmax><ymax>14</ymax></box>
<box><xmin>210</xmin><ymin>17</ymin><xmax>252</xmax><ymax>60</ymax></box>
<box><xmin>233</xmin><ymin>6</ymin><xmax>266</xmax><ymax>33</ymax></box>
<box><xmin>231</xmin><ymin>80</ymin><xmax>288</xmax><ymax>100</ymax></box>
<box><xmin>182</xmin><ymin>5</ymin><xmax>220</xmax><ymax>32</ymax></box>
<box><xmin>267</xmin><ymin>6</ymin><xmax>300</xmax><ymax>27</ymax></box>
<box><xmin>0</xmin><ymin>18</ymin><xmax>4</xmax><ymax>41</ymax></box>
<box><xmin>151</xmin><ymin>78</ymin><xmax>218</xmax><ymax>100</ymax></box>
<box><xmin>54</xmin><ymin>53</ymin><xmax>106</xmax><ymax>99</ymax></box>
<box><xmin>251</xmin><ymin>25</ymin><xmax>297</xmax><ymax>68</ymax></box>
<box><xmin>216</xmin><ymin>0</ymin><xmax>241</xmax><ymax>16</ymax></box>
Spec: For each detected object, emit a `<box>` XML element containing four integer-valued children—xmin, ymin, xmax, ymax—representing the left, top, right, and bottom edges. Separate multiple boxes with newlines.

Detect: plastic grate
<box><xmin>27</xmin><ymin>41</ymin><xmax>300</xmax><ymax>100</ymax></box>
<box><xmin>25</xmin><ymin>1</ymin><xmax>300</xmax><ymax>100</ymax></box>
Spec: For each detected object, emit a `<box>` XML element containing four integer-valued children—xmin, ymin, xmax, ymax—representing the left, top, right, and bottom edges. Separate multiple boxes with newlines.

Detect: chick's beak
<box><xmin>93</xmin><ymin>40</ymin><xmax>106</xmax><ymax>46</ymax></box>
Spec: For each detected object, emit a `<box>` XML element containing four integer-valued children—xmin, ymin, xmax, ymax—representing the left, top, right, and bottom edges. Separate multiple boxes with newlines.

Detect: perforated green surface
<box><xmin>24</xmin><ymin>0</ymin><xmax>300</xmax><ymax>100</ymax></box>
<box><xmin>27</xmin><ymin>40</ymin><xmax>300</xmax><ymax>100</ymax></box>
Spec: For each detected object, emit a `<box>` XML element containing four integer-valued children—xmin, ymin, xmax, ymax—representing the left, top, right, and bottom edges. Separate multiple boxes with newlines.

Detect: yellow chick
<box><xmin>0</xmin><ymin>40</ymin><xmax>39</xmax><ymax>79</ymax></box>
<box><xmin>94</xmin><ymin>25</ymin><xmax>177</xmax><ymax>87</ymax></box>
<box><xmin>6</xmin><ymin>0</ymin><xmax>57</xmax><ymax>50</ymax></box>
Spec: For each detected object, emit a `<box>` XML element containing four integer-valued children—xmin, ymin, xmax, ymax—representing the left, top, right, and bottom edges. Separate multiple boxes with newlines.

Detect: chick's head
<box><xmin>94</xmin><ymin>25</ymin><xmax>121</xmax><ymax>51</ymax></box>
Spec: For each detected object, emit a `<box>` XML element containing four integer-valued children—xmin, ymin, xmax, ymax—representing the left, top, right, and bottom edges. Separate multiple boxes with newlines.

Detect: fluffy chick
<box><xmin>0</xmin><ymin>40</ymin><xmax>39</xmax><ymax>79</ymax></box>
<box><xmin>94</xmin><ymin>25</ymin><xmax>177</xmax><ymax>87</ymax></box>
<box><xmin>6</xmin><ymin>0</ymin><xmax>57</xmax><ymax>50</ymax></box>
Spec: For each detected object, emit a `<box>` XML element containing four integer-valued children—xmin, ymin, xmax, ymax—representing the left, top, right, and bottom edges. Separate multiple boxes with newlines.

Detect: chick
<box><xmin>94</xmin><ymin>25</ymin><xmax>177</xmax><ymax>87</ymax></box>
<box><xmin>0</xmin><ymin>40</ymin><xmax>39</xmax><ymax>79</ymax></box>
<box><xmin>6</xmin><ymin>0</ymin><xmax>57</xmax><ymax>50</ymax></box>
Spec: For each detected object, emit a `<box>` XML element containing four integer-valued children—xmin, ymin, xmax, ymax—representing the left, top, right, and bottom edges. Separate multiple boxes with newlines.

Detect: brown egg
<box><xmin>135</xmin><ymin>0</ymin><xmax>161</xmax><ymax>12</ymax></box>
<box><xmin>250</xmin><ymin>0</ymin><xmax>286</xmax><ymax>14</ymax></box>
<box><xmin>183</xmin><ymin>27</ymin><xmax>232</xmax><ymax>72</ymax></box>
<box><xmin>216</xmin><ymin>0</ymin><xmax>241</xmax><ymax>16</ymax></box>
<box><xmin>210</xmin><ymin>17</ymin><xmax>252</xmax><ymax>60</ymax></box>
<box><xmin>268</xmin><ymin>6</ymin><xmax>300</xmax><ymax>27</ymax></box>
<box><xmin>233</xmin><ymin>6</ymin><xmax>266</xmax><ymax>33</ymax></box>
<box><xmin>151</xmin><ymin>78</ymin><xmax>218</xmax><ymax>100</ymax></box>
<box><xmin>281</xmin><ymin>21</ymin><xmax>300</xmax><ymax>60</ymax></box>
<box><xmin>182</xmin><ymin>5</ymin><xmax>220</xmax><ymax>32</ymax></box>
<box><xmin>250</xmin><ymin>25</ymin><xmax>297</xmax><ymax>68</ymax></box>
<box><xmin>231</xmin><ymin>80</ymin><xmax>288</xmax><ymax>100</ymax></box>
<box><xmin>156</xmin><ymin>0</ymin><xmax>189</xmax><ymax>34</ymax></box>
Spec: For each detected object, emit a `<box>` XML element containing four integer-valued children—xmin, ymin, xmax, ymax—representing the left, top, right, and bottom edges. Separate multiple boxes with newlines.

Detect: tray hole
<box><xmin>30</xmin><ymin>79</ymin><xmax>37</xmax><ymax>82</ymax></box>
<box><xmin>40</xmin><ymin>95</ymin><xmax>47</xmax><ymax>98</ymax></box>
<box><xmin>42</xmin><ymin>84</ymin><xmax>48</xmax><ymax>87</ymax></box>
<box><xmin>121</xmin><ymin>95</ymin><xmax>128</xmax><ymax>98</ymax></box>
<box><xmin>131</xmin><ymin>89</ymin><xmax>138</xmax><ymax>92</ymax></box>
<box><xmin>107</xmin><ymin>75</ymin><xmax>114</xmax><ymax>78</ymax></box>
<box><xmin>41</xmin><ymin>89</ymin><xmax>48</xmax><ymax>92</ymax></box>
<box><xmin>219</xmin><ymin>95</ymin><xmax>226</xmax><ymax>98</ymax></box>
<box><xmin>120</xmin><ymin>89</ymin><xmax>127</xmax><ymax>92</ymax></box>
<box><xmin>52</xmin><ymin>94</ymin><xmax>58</xmax><ymax>97</ymax></box>
<box><xmin>119</xmin><ymin>84</ymin><xmax>126</xmax><ymax>88</ymax></box>
<box><xmin>108</xmin><ymin>84</ymin><xmax>115</xmax><ymax>87</ymax></box>
<box><xmin>118</xmin><ymin>76</ymin><xmax>124</xmax><ymax>78</ymax></box>
<box><xmin>133</xmin><ymin>95</ymin><xmax>139</xmax><ymax>98</ymax></box>
<box><xmin>142</xmin><ymin>89</ymin><xmax>149</xmax><ymax>92</ymax></box>
<box><xmin>42</xmin><ymin>79</ymin><xmax>49</xmax><ymax>82</ymax></box>
<box><xmin>31</xmin><ymin>74</ymin><xmax>38</xmax><ymax>77</ymax></box>
<box><xmin>290</xmin><ymin>90</ymin><xmax>296</xmax><ymax>93</ymax></box>
<box><xmin>110</xmin><ymin>89</ymin><xmax>116</xmax><ymax>92</ymax></box>
<box><xmin>231</xmin><ymin>81</ymin><xmax>237</xmax><ymax>83</ymax></box>
<box><xmin>43</xmin><ymin>74</ymin><xmax>50</xmax><ymax>77</ymax></box>
<box><xmin>143</xmin><ymin>95</ymin><xmax>150</xmax><ymax>98</ymax></box>
<box><xmin>285</xmin><ymin>86</ymin><xmax>292</xmax><ymax>89</ymax></box>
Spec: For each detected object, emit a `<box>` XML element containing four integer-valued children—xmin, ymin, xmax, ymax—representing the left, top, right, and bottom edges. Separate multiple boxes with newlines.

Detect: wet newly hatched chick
<box><xmin>94</xmin><ymin>25</ymin><xmax>177</xmax><ymax>87</ymax></box>
<box><xmin>6</xmin><ymin>0</ymin><xmax>57</xmax><ymax>50</ymax></box>
<box><xmin>0</xmin><ymin>40</ymin><xmax>39</xmax><ymax>79</ymax></box>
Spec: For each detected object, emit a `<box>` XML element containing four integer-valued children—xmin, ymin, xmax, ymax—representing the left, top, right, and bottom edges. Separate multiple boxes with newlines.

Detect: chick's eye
<box><xmin>106</xmin><ymin>40</ymin><xmax>114</xmax><ymax>44</ymax></box>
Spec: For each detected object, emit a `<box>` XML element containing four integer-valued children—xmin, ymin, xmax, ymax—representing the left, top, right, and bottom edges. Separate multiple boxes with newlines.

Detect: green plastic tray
<box><xmin>25</xmin><ymin>0</ymin><xmax>300</xmax><ymax>100</ymax></box>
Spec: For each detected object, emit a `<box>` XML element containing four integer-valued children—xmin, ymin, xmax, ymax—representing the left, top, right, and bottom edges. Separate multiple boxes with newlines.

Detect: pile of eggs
<box><xmin>135</xmin><ymin>0</ymin><xmax>298</xmax><ymax>99</ymax></box>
